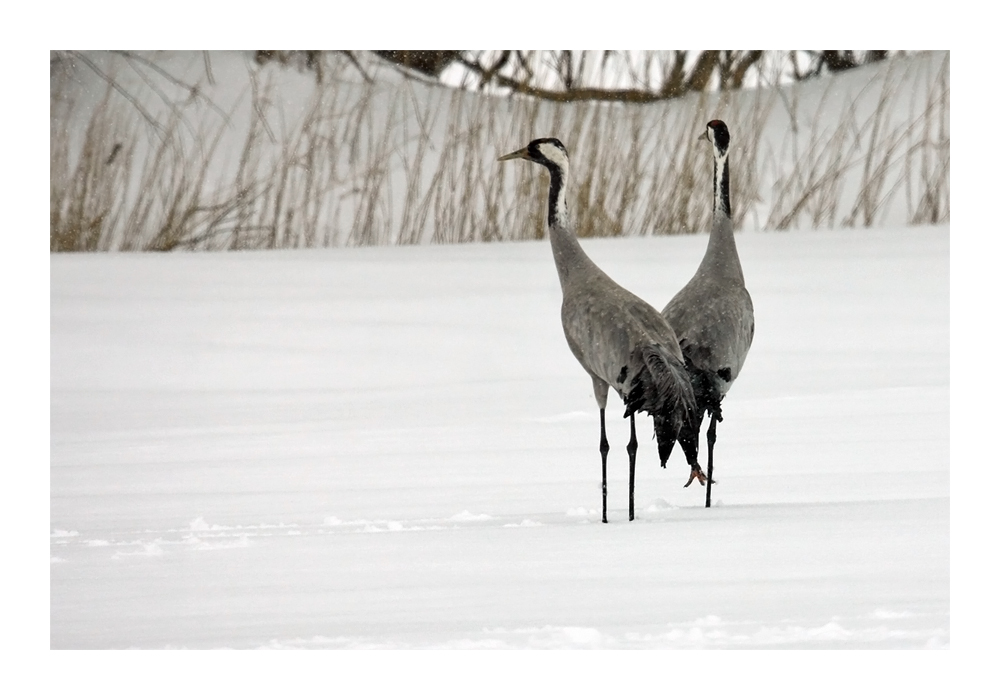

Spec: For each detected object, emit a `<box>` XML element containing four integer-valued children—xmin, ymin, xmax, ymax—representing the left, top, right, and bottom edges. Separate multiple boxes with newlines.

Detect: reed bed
<box><xmin>50</xmin><ymin>51</ymin><xmax>949</xmax><ymax>251</ymax></box>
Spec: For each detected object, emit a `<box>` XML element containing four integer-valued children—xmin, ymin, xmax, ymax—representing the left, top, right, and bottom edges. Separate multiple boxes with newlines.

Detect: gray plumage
<box><xmin>661</xmin><ymin>120</ymin><xmax>754</xmax><ymax>505</ymax></box>
<box><xmin>500</xmin><ymin>137</ymin><xmax>696</xmax><ymax>523</ymax></box>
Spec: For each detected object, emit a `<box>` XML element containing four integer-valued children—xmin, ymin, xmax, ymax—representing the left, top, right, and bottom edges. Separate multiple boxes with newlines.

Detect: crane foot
<box><xmin>683</xmin><ymin>467</ymin><xmax>710</xmax><ymax>487</ymax></box>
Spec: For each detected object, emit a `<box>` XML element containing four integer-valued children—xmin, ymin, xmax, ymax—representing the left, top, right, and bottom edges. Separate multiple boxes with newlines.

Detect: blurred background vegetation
<box><xmin>50</xmin><ymin>50</ymin><xmax>948</xmax><ymax>251</ymax></box>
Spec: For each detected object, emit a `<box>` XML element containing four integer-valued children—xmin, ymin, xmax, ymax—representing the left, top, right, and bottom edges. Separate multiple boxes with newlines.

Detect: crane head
<box><xmin>701</xmin><ymin>120</ymin><xmax>730</xmax><ymax>157</ymax></box>
<box><xmin>498</xmin><ymin>138</ymin><xmax>569</xmax><ymax>172</ymax></box>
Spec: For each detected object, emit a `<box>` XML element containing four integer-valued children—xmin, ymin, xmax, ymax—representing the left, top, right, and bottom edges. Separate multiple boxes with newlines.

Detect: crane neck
<box><xmin>697</xmin><ymin>152</ymin><xmax>744</xmax><ymax>283</ymax></box>
<box><xmin>544</xmin><ymin>162</ymin><xmax>593</xmax><ymax>289</ymax></box>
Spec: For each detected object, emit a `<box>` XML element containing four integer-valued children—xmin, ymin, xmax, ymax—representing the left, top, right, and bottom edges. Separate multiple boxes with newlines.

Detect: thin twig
<box><xmin>69</xmin><ymin>51</ymin><xmax>166</xmax><ymax>139</ymax></box>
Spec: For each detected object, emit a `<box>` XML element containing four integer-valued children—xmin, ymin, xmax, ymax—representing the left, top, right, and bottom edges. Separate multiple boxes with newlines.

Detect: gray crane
<box><xmin>499</xmin><ymin>138</ymin><xmax>696</xmax><ymax>523</ymax></box>
<box><xmin>660</xmin><ymin>120</ymin><xmax>755</xmax><ymax>507</ymax></box>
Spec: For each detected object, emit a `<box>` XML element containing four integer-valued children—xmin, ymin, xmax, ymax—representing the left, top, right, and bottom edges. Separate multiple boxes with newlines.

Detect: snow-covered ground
<box><xmin>51</xmin><ymin>223</ymin><xmax>948</xmax><ymax>649</ymax></box>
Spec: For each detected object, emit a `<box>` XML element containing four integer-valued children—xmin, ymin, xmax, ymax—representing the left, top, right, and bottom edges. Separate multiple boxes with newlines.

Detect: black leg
<box><xmin>626</xmin><ymin>413</ymin><xmax>638</xmax><ymax>521</ymax></box>
<box><xmin>599</xmin><ymin>408</ymin><xmax>609</xmax><ymax>523</ymax></box>
<box><xmin>705</xmin><ymin>412</ymin><xmax>717</xmax><ymax>508</ymax></box>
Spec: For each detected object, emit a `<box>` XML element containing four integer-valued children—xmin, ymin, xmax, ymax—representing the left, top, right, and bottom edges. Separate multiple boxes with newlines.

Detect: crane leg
<box><xmin>705</xmin><ymin>411</ymin><xmax>718</xmax><ymax>508</ymax></box>
<box><xmin>627</xmin><ymin>414</ymin><xmax>638</xmax><ymax>521</ymax></box>
<box><xmin>599</xmin><ymin>408</ymin><xmax>610</xmax><ymax>524</ymax></box>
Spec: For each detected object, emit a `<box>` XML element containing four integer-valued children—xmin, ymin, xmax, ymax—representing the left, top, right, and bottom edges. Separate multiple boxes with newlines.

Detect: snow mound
<box><xmin>112</xmin><ymin>542</ymin><xmax>165</xmax><ymax>559</ymax></box>
<box><xmin>188</xmin><ymin>516</ymin><xmax>221</xmax><ymax>531</ymax></box>
<box><xmin>477</xmin><ymin>626</ymin><xmax>615</xmax><ymax>649</ymax></box>
<box><xmin>449</xmin><ymin>511</ymin><xmax>492</xmax><ymax>522</ymax></box>
<box><xmin>503</xmin><ymin>519</ymin><xmax>543</xmax><ymax>528</ymax></box>
<box><xmin>185</xmin><ymin>534</ymin><xmax>252</xmax><ymax>550</ymax></box>
<box><xmin>645</xmin><ymin>498</ymin><xmax>677</xmax><ymax>512</ymax></box>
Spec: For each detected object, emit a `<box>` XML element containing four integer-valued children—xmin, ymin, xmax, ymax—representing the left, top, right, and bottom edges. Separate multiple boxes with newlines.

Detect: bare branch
<box><xmin>339</xmin><ymin>50</ymin><xmax>374</xmax><ymax>83</ymax></box>
<box><xmin>685</xmin><ymin>50</ymin><xmax>721</xmax><ymax>92</ymax></box>
<box><xmin>68</xmin><ymin>51</ymin><xmax>166</xmax><ymax>139</ymax></box>
<box><xmin>730</xmin><ymin>50</ymin><xmax>764</xmax><ymax>89</ymax></box>
<box><xmin>113</xmin><ymin>50</ymin><xmax>232</xmax><ymax>126</ymax></box>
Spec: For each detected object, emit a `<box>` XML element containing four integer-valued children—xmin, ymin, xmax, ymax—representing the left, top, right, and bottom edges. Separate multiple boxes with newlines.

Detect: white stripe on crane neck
<box><xmin>537</xmin><ymin>142</ymin><xmax>570</xmax><ymax>230</ymax></box>
<box><xmin>713</xmin><ymin>151</ymin><xmax>730</xmax><ymax>219</ymax></box>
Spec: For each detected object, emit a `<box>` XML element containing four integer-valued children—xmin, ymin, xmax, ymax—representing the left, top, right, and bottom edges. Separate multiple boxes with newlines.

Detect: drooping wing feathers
<box><xmin>623</xmin><ymin>343</ymin><xmax>697</xmax><ymax>465</ymax></box>
<box><xmin>623</xmin><ymin>344</ymin><xmax>692</xmax><ymax>417</ymax></box>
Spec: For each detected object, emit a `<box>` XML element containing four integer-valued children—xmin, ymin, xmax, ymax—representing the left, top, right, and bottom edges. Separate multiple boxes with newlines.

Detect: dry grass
<box><xmin>763</xmin><ymin>52</ymin><xmax>950</xmax><ymax>231</ymax></box>
<box><xmin>50</xmin><ymin>51</ymin><xmax>949</xmax><ymax>252</ymax></box>
<box><xmin>906</xmin><ymin>53</ymin><xmax>950</xmax><ymax>226</ymax></box>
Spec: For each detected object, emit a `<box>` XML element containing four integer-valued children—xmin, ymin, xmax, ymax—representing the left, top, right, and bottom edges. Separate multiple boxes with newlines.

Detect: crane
<box><xmin>661</xmin><ymin>120</ymin><xmax>755</xmax><ymax>507</ymax></box>
<box><xmin>500</xmin><ymin>138</ymin><xmax>696</xmax><ymax>522</ymax></box>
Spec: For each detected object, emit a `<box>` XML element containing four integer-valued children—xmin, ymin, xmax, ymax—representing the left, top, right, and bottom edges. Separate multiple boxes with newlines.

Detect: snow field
<box><xmin>51</xmin><ymin>225</ymin><xmax>948</xmax><ymax>649</ymax></box>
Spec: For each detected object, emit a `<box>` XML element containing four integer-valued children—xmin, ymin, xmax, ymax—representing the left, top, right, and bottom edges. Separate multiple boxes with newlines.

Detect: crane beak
<box><xmin>698</xmin><ymin>131</ymin><xmax>710</xmax><ymax>143</ymax></box>
<box><xmin>498</xmin><ymin>147</ymin><xmax>530</xmax><ymax>162</ymax></box>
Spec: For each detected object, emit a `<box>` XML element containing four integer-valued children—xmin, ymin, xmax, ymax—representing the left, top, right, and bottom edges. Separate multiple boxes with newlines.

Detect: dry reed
<box><xmin>50</xmin><ymin>51</ymin><xmax>949</xmax><ymax>252</ymax></box>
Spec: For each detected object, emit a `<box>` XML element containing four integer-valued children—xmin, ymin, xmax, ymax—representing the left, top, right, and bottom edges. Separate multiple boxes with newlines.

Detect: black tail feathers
<box><xmin>653</xmin><ymin>414</ymin><xmax>678</xmax><ymax>466</ymax></box>
<box><xmin>678</xmin><ymin>417</ymin><xmax>702</xmax><ymax>469</ymax></box>
<box><xmin>623</xmin><ymin>343</ymin><xmax>697</xmax><ymax>466</ymax></box>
